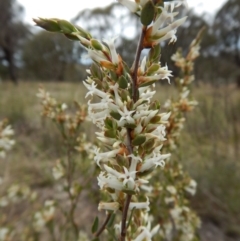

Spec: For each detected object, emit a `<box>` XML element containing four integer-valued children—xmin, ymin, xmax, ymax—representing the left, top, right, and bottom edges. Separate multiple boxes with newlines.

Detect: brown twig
<box><xmin>95</xmin><ymin>213</ymin><xmax>112</xmax><ymax>237</ymax></box>
<box><xmin>120</xmin><ymin>194</ymin><xmax>132</xmax><ymax>241</ymax></box>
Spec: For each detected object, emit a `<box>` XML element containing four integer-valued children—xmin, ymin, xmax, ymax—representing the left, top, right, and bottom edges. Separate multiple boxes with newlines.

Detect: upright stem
<box><xmin>120</xmin><ymin>194</ymin><xmax>132</xmax><ymax>241</ymax></box>
<box><xmin>131</xmin><ymin>26</ymin><xmax>146</xmax><ymax>103</ymax></box>
<box><xmin>95</xmin><ymin>213</ymin><xmax>112</xmax><ymax>237</ymax></box>
<box><xmin>120</xmin><ymin>25</ymin><xmax>146</xmax><ymax>241</ymax></box>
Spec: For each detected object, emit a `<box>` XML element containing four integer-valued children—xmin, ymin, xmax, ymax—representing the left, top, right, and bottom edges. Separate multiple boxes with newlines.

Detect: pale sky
<box><xmin>18</xmin><ymin>0</ymin><xmax>228</xmax><ymax>24</ymax></box>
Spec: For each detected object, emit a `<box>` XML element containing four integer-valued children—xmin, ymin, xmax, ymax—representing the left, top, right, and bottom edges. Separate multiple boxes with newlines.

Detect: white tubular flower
<box><xmin>153</xmin><ymin>17</ymin><xmax>187</xmax><ymax>43</ymax></box>
<box><xmin>128</xmin><ymin>154</ymin><xmax>142</xmax><ymax>172</ymax></box>
<box><xmin>118</xmin><ymin>105</ymin><xmax>135</xmax><ymax>127</ymax></box>
<box><xmin>33</xmin><ymin>212</ymin><xmax>45</xmax><ymax>231</ymax></box>
<box><xmin>98</xmin><ymin>202</ymin><xmax>119</xmax><ymax>212</ymax></box>
<box><xmin>140</xmin><ymin>56</ymin><xmax>147</xmax><ymax>73</ymax></box>
<box><xmin>117</xmin><ymin>0</ymin><xmax>139</xmax><ymax>12</ymax></box>
<box><xmin>103</xmin><ymin>37</ymin><xmax>119</xmax><ymax>64</ymax></box>
<box><xmin>144</xmin><ymin>12</ymin><xmax>187</xmax><ymax>47</ymax></box>
<box><xmin>88</xmin><ymin>49</ymin><xmax>108</xmax><ymax>63</ymax></box>
<box><xmin>83</xmin><ymin>80</ymin><xmax>107</xmax><ymax>99</ymax></box>
<box><xmin>140</xmin><ymin>153</ymin><xmax>170</xmax><ymax>172</ymax></box>
<box><xmin>98</xmin><ymin>172</ymin><xmax>124</xmax><ymax>191</ymax></box>
<box><xmin>151</xmin><ymin>7</ymin><xmax>177</xmax><ymax>35</ymax></box>
<box><xmin>184</xmin><ymin>179</ymin><xmax>197</xmax><ymax>196</ymax></box>
<box><xmin>52</xmin><ymin>160</ymin><xmax>65</xmax><ymax>180</ymax></box>
<box><xmin>139</xmin><ymin>65</ymin><xmax>173</xmax><ymax>85</ymax></box>
<box><xmin>0</xmin><ymin>228</ymin><xmax>10</xmax><ymax>240</ymax></box>
<box><xmin>166</xmin><ymin>185</ymin><xmax>177</xmax><ymax>195</ymax></box>
<box><xmin>94</xmin><ymin>149</ymin><xmax>120</xmax><ymax>166</ymax></box>
<box><xmin>104</xmin><ymin>165</ymin><xmax>137</xmax><ymax>190</ymax></box>
<box><xmin>133</xmin><ymin>221</ymin><xmax>160</xmax><ymax>241</ymax></box>
<box><xmin>0</xmin><ymin>122</ymin><xmax>15</xmax><ymax>159</ymax></box>
<box><xmin>129</xmin><ymin>197</ymin><xmax>150</xmax><ymax>211</ymax></box>
<box><xmin>96</xmin><ymin>132</ymin><xmax>116</xmax><ymax>145</ymax></box>
<box><xmin>167</xmin><ymin>0</ymin><xmax>188</xmax><ymax>10</ymax></box>
<box><xmin>111</xmin><ymin>83</ymin><xmax>124</xmax><ymax>108</ymax></box>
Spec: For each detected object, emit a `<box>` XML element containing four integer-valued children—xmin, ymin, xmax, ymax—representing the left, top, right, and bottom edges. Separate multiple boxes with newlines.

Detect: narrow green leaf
<box><xmin>139</xmin><ymin>79</ymin><xmax>157</xmax><ymax>87</ymax></box>
<box><xmin>91</xmin><ymin>216</ymin><xmax>99</xmax><ymax>234</ymax></box>
<box><xmin>107</xmin><ymin>213</ymin><xmax>116</xmax><ymax>228</ymax></box>
<box><xmin>127</xmin><ymin>207</ymin><xmax>136</xmax><ymax>229</ymax></box>
<box><xmin>146</xmin><ymin>64</ymin><xmax>160</xmax><ymax>75</ymax></box>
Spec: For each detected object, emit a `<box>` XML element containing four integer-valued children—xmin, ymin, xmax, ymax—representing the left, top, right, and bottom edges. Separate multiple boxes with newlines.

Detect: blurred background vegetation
<box><xmin>0</xmin><ymin>0</ymin><xmax>240</xmax><ymax>240</ymax></box>
<box><xmin>0</xmin><ymin>0</ymin><xmax>240</xmax><ymax>85</ymax></box>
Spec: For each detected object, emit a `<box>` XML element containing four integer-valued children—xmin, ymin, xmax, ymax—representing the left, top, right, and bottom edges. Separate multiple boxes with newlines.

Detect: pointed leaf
<box><xmin>110</xmin><ymin>111</ymin><xmax>122</xmax><ymax>120</ymax></box>
<box><xmin>132</xmin><ymin>135</ymin><xmax>146</xmax><ymax>146</ymax></box>
<box><xmin>141</xmin><ymin>1</ymin><xmax>155</xmax><ymax>26</ymax></box>
<box><xmin>91</xmin><ymin>216</ymin><xmax>99</xmax><ymax>234</ymax></box>
<box><xmin>118</xmin><ymin>76</ymin><xmax>128</xmax><ymax>89</ymax></box>
<box><xmin>107</xmin><ymin>213</ymin><xmax>116</xmax><ymax>228</ymax></box>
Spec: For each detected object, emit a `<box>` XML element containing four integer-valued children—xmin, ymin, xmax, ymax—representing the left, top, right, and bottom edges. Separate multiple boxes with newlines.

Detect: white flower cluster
<box><xmin>0</xmin><ymin>183</ymin><xmax>36</xmax><ymax>207</ymax></box>
<box><xmin>0</xmin><ymin>120</ymin><xmax>15</xmax><ymax>159</ymax></box>
<box><xmin>79</xmin><ymin>1</ymin><xmax>189</xmax><ymax>239</ymax></box>
<box><xmin>33</xmin><ymin>200</ymin><xmax>55</xmax><ymax>232</ymax></box>
<box><xmin>0</xmin><ymin>227</ymin><xmax>13</xmax><ymax>241</ymax></box>
<box><xmin>84</xmin><ymin>60</ymin><xmax>171</xmax><ymax>212</ymax></box>
<box><xmin>118</xmin><ymin>0</ymin><xmax>187</xmax><ymax>46</ymax></box>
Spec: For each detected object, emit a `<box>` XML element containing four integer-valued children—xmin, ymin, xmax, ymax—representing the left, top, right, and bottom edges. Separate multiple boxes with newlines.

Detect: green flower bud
<box><xmin>33</xmin><ymin>18</ymin><xmax>61</xmax><ymax>32</ymax></box>
<box><xmin>63</xmin><ymin>33</ymin><xmax>79</xmax><ymax>41</ymax></box>
<box><xmin>58</xmin><ymin>20</ymin><xmax>76</xmax><ymax>33</ymax></box>
<box><xmin>91</xmin><ymin>39</ymin><xmax>103</xmax><ymax>50</ymax></box>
